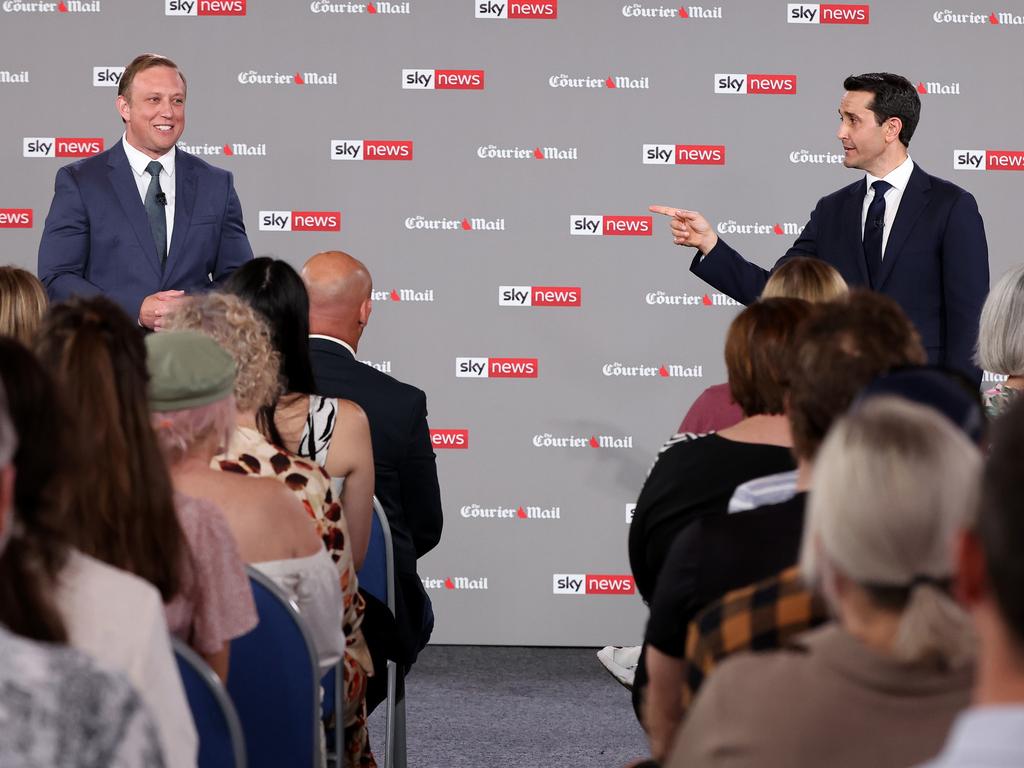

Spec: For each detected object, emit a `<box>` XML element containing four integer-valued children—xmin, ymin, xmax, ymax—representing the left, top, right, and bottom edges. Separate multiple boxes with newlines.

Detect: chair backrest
<box><xmin>227</xmin><ymin>566</ymin><xmax>321</xmax><ymax>768</ymax></box>
<box><xmin>357</xmin><ymin>496</ymin><xmax>396</xmax><ymax>612</ymax></box>
<box><xmin>172</xmin><ymin>636</ymin><xmax>246</xmax><ymax>768</ymax></box>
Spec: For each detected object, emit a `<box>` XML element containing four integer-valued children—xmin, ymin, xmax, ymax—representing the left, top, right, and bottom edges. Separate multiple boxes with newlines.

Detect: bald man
<box><xmin>302</xmin><ymin>251</ymin><xmax>443</xmax><ymax>707</ymax></box>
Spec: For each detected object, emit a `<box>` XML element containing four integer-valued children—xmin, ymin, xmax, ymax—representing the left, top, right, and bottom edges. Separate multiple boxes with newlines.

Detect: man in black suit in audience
<box><xmin>302</xmin><ymin>250</ymin><xmax>444</xmax><ymax>710</ymax></box>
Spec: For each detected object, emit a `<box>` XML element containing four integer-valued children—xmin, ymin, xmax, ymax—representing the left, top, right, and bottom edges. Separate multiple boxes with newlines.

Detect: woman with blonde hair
<box><xmin>0</xmin><ymin>266</ymin><xmax>47</xmax><ymax>344</ymax></box>
<box><xmin>976</xmin><ymin>264</ymin><xmax>1024</xmax><ymax>418</ymax></box>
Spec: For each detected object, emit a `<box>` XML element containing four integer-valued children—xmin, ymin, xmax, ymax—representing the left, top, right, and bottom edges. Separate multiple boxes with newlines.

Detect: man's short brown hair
<box><xmin>789</xmin><ymin>290</ymin><xmax>927</xmax><ymax>460</ymax></box>
<box><xmin>725</xmin><ymin>298</ymin><xmax>813</xmax><ymax>417</ymax></box>
<box><xmin>117</xmin><ymin>53</ymin><xmax>187</xmax><ymax>101</ymax></box>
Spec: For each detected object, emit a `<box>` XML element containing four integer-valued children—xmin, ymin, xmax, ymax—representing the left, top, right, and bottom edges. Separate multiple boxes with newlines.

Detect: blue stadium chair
<box><xmin>357</xmin><ymin>496</ymin><xmax>407</xmax><ymax>768</ymax></box>
<box><xmin>171</xmin><ymin>636</ymin><xmax>246</xmax><ymax>768</ymax></box>
<box><xmin>228</xmin><ymin>566</ymin><xmax>322</xmax><ymax>768</ymax></box>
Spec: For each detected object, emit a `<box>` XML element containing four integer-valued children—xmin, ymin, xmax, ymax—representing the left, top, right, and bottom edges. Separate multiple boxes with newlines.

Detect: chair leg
<box><xmin>391</xmin><ymin>672</ymin><xmax>406</xmax><ymax>768</ymax></box>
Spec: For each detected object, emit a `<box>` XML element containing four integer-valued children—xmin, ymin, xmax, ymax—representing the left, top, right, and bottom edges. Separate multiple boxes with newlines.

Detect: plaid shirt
<box><xmin>680</xmin><ymin>566</ymin><xmax>830</xmax><ymax>712</ymax></box>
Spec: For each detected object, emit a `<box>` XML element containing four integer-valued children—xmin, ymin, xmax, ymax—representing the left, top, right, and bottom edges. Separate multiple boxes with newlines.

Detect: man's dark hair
<box><xmin>843</xmin><ymin>72</ymin><xmax>920</xmax><ymax>147</ymax></box>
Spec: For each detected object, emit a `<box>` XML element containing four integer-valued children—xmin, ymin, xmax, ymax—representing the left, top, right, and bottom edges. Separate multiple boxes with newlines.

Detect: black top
<box><xmin>628</xmin><ymin>433</ymin><xmax>796</xmax><ymax>603</ymax></box>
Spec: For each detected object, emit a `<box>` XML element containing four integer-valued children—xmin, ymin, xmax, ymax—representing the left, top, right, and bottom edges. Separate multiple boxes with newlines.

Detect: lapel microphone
<box><xmin>156</xmin><ymin>192</ymin><xmax>167</xmax><ymax>206</ymax></box>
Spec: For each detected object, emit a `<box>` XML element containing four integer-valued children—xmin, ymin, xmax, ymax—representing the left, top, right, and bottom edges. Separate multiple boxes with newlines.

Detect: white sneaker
<box><xmin>597</xmin><ymin>645</ymin><xmax>641</xmax><ymax>689</ymax></box>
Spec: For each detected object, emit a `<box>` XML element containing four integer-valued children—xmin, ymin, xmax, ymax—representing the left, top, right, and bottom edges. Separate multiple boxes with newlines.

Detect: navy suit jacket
<box><xmin>37</xmin><ymin>140</ymin><xmax>253</xmax><ymax>320</ymax></box>
<box><xmin>691</xmin><ymin>164</ymin><xmax>989</xmax><ymax>383</ymax></box>
<box><xmin>308</xmin><ymin>337</ymin><xmax>444</xmax><ymax>663</ymax></box>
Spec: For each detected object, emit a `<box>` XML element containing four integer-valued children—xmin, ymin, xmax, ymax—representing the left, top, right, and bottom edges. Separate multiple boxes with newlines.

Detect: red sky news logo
<box><xmin>954</xmin><ymin>150</ymin><xmax>1024</xmax><ymax>171</ymax></box>
<box><xmin>2</xmin><ymin>1</ymin><xmax>100</xmax><ymax>11</ymax></box>
<box><xmin>476</xmin><ymin>1</ymin><xmax>556</xmax><ymax>18</ymax></box>
<box><xmin>498</xmin><ymin>286</ymin><xmax>581</xmax><ymax>307</ymax></box>
<box><xmin>933</xmin><ymin>10</ymin><xmax>1024</xmax><ymax>24</ymax></box>
<box><xmin>93</xmin><ymin>66</ymin><xmax>124</xmax><ymax>86</ymax></box>
<box><xmin>715</xmin><ymin>73</ymin><xmax>797</xmax><ymax>94</ymax></box>
<box><xmin>645</xmin><ymin>290</ymin><xmax>741</xmax><ymax>307</ymax></box>
<box><xmin>403</xmin><ymin>69</ymin><xmax>485</xmax><ymax>89</ymax></box>
<box><xmin>310</xmin><ymin>1</ymin><xmax>411</xmax><ymax>13</ymax></box>
<box><xmin>916</xmin><ymin>81</ymin><xmax>960</xmax><ymax>95</ymax></box>
<box><xmin>570</xmin><ymin>215</ymin><xmax>653</xmax><ymax>236</ymax></box>
<box><xmin>23</xmin><ymin>137</ymin><xmax>103</xmax><ymax>158</ymax></box>
<box><xmin>331</xmin><ymin>140</ymin><xmax>413</xmax><ymax>160</ymax></box>
<box><xmin>370</xmin><ymin>288</ymin><xmax>435</xmax><ymax>302</ymax></box>
<box><xmin>621</xmin><ymin>4</ymin><xmax>722</xmax><ymax>18</ymax></box>
<box><xmin>166</xmin><ymin>0</ymin><xmax>244</xmax><ymax>14</ymax></box>
<box><xmin>0</xmin><ymin>209</ymin><xmax>32</xmax><ymax>228</ymax></box>
<box><xmin>553</xmin><ymin>574</ymin><xmax>635</xmax><ymax>595</ymax></box>
<box><xmin>430</xmin><ymin>429</ymin><xmax>469</xmax><ymax>449</ymax></box>
<box><xmin>787</xmin><ymin>3</ymin><xmax>868</xmax><ymax>23</ymax></box>
<box><xmin>643</xmin><ymin>144</ymin><xmax>725</xmax><ymax>165</ymax></box>
<box><xmin>456</xmin><ymin>358</ymin><xmax>538</xmax><ymax>378</ymax></box>
<box><xmin>237</xmin><ymin>71</ymin><xmax>338</xmax><ymax>85</ymax></box>
<box><xmin>717</xmin><ymin>219</ymin><xmax>805</xmax><ymax>236</ymax></box>
<box><xmin>532</xmin><ymin>433</ymin><xmax>634</xmax><ymax>448</ymax></box>
<box><xmin>422</xmin><ymin>576</ymin><xmax>489</xmax><ymax>590</ymax></box>
<box><xmin>258</xmin><ymin>210</ymin><xmax>341</xmax><ymax>231</ymax></box>
<box><xmin>460</xmin><ymin>504</ymin><xmax>561</xmax><ymax>520</ymax></box>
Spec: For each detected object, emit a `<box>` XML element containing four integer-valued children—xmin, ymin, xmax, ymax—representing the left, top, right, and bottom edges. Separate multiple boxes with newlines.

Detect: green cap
<box><xmin>146</xmin><ymin>330</ymin><xmax>236</xmax><ymax>412</ymax></box>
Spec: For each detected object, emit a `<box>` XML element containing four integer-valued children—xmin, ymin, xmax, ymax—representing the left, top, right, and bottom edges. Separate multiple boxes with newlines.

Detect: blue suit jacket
<box><xmin>691</xmin><ymin>164</ymin><xmax>989</xmax><ymax>383</ymax></box>
<box><xmin>37</xmin><ymin>140</ymin><xmax>253</xmax><ymax>319</ymax></box>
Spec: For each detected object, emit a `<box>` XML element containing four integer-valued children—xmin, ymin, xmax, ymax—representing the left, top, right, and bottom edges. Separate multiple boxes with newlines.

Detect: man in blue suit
<box><xmin>652</xmin><ymin>72</ymin><xmax>989</xmax><ymax>383</ymax></box>
<box><xmin>38</xmin><ymin>54</ymin><xmax>252</xmax><ymax>330</ymax></box>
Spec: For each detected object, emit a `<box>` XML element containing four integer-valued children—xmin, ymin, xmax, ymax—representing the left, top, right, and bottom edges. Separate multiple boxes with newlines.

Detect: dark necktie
<box><xmin>863</xmin><ymin>179</ymin><xmax>892</xmax><ymax>288</ymax></box>
<box><xmin>144</xmin><ymin>160</ymin><xmax>167</xmax><ymax>270</ymax></box>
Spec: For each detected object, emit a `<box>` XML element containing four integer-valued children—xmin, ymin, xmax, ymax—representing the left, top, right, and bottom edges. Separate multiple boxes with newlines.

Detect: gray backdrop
<box><xmin>2</xmin><ymin>1</ymin><xmax>1020</xmax><ymax>645</ymax></box>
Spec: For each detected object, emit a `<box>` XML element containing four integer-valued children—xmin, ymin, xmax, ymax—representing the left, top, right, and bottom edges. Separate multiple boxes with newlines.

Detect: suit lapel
<box><xmin>844</xmin><ymin>179</ymin><xmax>871</xmax><ymax>286</ymax></box>
<box><xmin>166</xmin><ymin>152</ymin><xmax>197</xmax><ymax>283</ymax></box>
<box><xmin>876</xmin><ymin>165</ymin><xmax>931</xmax><ymax>290</ymax></box>
<box><xmin>106</xmin><ymin>143</ymin><xmax>162</xmax><ymax>280</ymax></box>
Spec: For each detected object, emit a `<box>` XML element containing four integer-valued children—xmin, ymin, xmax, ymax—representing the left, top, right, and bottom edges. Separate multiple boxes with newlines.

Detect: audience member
<box><xmin>303</xmin><ymin>250</ymin><xmax>444</xmax><ymax>707</ymax></box>
<box><xmin>35</xmin><ymin>296</ymin><xmax>256</xmax><ymax>681</ymax></box>
<box><xmin>0</xmin><ymin>265</ymin><xmax>47</xmax><ymax>344</ymax></box>
<box><xmin>148</xmin><ymin>329</ymin><xmax>344</xmax><ymax>671</ymax></box>
<box><xmin>0</xmin><ymin>338</ymin><xmax>196</xmax><ymax>767</ymax></box>
<box><xmin>165</xmin><ymin>292</ymin><xmax>375</xmax><ymax>765</ymax></box>
<box><xmin>667</xmin><ymin>397</ymin><xmax>979</xmax><ymax>768</ymax></box>
<box><xmin>975</xmin><ymin>265</ymin><xmax>1024</xmax><ymax>419</ymax></box>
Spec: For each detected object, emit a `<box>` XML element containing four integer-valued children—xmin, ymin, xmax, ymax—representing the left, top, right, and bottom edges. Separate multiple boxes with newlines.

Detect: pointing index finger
<box><xmin>649</xmin><ymin>204</ymin><xmax>682</xmax><ymax>217</ymax></box>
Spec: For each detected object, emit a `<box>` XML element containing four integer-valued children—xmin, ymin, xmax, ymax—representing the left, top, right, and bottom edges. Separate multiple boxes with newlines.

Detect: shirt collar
<box><xmin>934</xmin><ymin>706</ymin><xmax>1024</xmax><ymax>763</ymax></box>
<box><xmin>121</xmin><ymin>133</ymin><xmax>176</xmax><ymax>178</ymax></box>
<box><xmin>866</xmin><ymin>155</ymin><xmax>914</xmax><ymax>194</ymax></box>
<box><xmin>309</xmin><ymin>334</ymin><xmax>355</xmax><ymax>357</ymax></box>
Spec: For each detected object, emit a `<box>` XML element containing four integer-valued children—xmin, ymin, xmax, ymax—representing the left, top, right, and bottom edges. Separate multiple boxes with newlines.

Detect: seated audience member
<box><xmin>302</xmin><ymin>250</ymin><xmax>443</xmax><ymax>708</ymax></box>
<box><xmin>147</xmin><ymin>329</ymin><xmax>344</xmax><ymax>671</ymax></box>
<box><xmin>667</xmin><ymin>397</ymin><xmax>980</xmax><ymax>768</ymax></box>
<box><xmin>35</xmin><ymin>296</ymin><xmax>256</xmax><ymax>682</ymax></box>
<box><xmin>975</xmin><ymin>265</ymin><xmax>1024</xmax><ymax>419</ymax></box>
<box><xmin>0</xmin><ymin>338</ymin><xmax>196</xmax><ymax>767</ymax></box>
<box><xmin>165</xmin><ymin>292</ymin><xmax>375</xmax><ymax>766</ymax></box>
<box><xmin>0</xmin><ymin>265</ymin><xmax>47</xmax><ymax>344</ymax></box>
<box><xmin>678</xmin><ymin>257</ymin><xmax>847</xmax><ymax>435</ymax></box>
<box><xmin>225</xmin><ymin>257</ymin><xmax>374</xmax><ymax>568</ymax></box>
<box><xmin>0</xmin><ymin>392</ymin><xmax>164</xmax><ymax>767</ymax></box>
<box><xmin>642</xmin><ymin>291</ymin><xmax>927</xmax><ymax>758</ymax></box>
<box><xmin>923</xmin><ymin>398</ymin><xmax>1024</xmax><ymax>766</ymax></box>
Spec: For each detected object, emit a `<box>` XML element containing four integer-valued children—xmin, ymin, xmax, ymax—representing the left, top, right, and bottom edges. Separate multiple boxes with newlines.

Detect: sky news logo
<box><xmin>166</xmin><ymin>0</ymin><xmax>244</xmax><ymax>14</ymax></box>
<box><xmin>714</xmin><ymin>73</ymin><xmax>797</xmax><ymax>94</ymax></box>
<box><xmin>645</xmin><ymin>290</ymin><xmax>741</xmax><ymax>307</ymax></box>
<box><xmin>403</xmin><ymin>69</ymin><xmax>485</xmax><ymax>89</ymax></box>
<box><xmin>2</xmin><ymin>1</ymin><xmax>100</xmax><ymax>11</ymax></box>
<box><xmin>258</xmin><ymin>210</ymin><xmax>341</xmax><ymax>231</ymax></box>
<box><xmin>553</xmin><ymin>574</ymin><xmax>635</xmax><ymax>595</ymax></box>
<box><xmin>430</xmin><ymin>429</ymin><xmax>469</xmax><ymax>449</ymax></box>
<box><xmin>331</xmin><ymin>139</ymin><xmax>413</xmax><ymax>160</ymax></box>
<box><xmin>787</xmin><ymin>3</ymin><xmax>868</xmax><ymax>23</ymax></box>
<box><xmin>954</xmin><ymin>150</ymin><xmax>1024</xmax><ymax>171</ymax></box>
<box><xmin>456</xmin><ymin>357</ymin><xmax>538</xmax><ymax>378</ymax></box>
<box><xmin>570</xmin><ymin>215</ymin><xmax>653</xmax><ymax>236</ymax></box>
<box><xmin>643</xmin><ymin>144</ymin><xmax>725</xmax><ymax>165</ymax></box>
<box><xmin>23</xmin><ymin>137</ymin><xmax>104</xmax><ymax>158</ymax></box>
<box><xmin>422</xmin><ymin>576</ymin><xmax>489</xmax><ymax>590</ymax></box>
<box><xmin>498</xmin><ymin>286</ymin><xmax>581</xmax><ymax>307</ymax></box>
<box><xmin>0</xmin><ymin>209</ymin><xmax>32</xmax><ymax>228</ymax></box>
<box><xmin>476</xmin><ymin>0</ymin><xmax>556</xmax><ymax>18</ymax></box>
<box><xmin>460</xmin><ymin>504</ymin><xmax>561</xmax><ymax>520</ymax></box>
<box><xmin>93</xmin><ymin>66</ymin><xmax>124</xmax><ymax>86</ymax></box>
<box><xmin>310</xmin><ymin>1</ymin><xmax>411</xmax><ymax>13</ymax></box>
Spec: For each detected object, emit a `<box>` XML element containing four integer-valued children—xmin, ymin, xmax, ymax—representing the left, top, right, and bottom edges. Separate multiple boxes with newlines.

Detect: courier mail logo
<box><xmin>402</xmin><ymin>69</ymin><xmax>485</xmax><ymax>89</ymax></box>
<box><xmin>23</xmin><ymin>137</ymin><xmax>104</xmax><ymax>158</ymax></box>
<box><xmin>548</xmin><ymin>73</ymin><xmax>650</xmax><ymax>89</ymax></box>
<box><xmin>177</xmin><ymin>142</ymin><xmax>267</xmax><ymax>157</ymax></box>
<box><xmin>602</xmin><ymin>362</ymin><xmax>704</xmax><ymax>378</ymax></box>
<box><xmin>622</xmin><ymin>4</ymin><xmax>722</xmax><ymax>18</ymax></box>
<box><xmin>954</xmin><ymin>150</ymin><xmax>1024</xmax><ymax>171</ymax></box>
<box><xmin>715</xmin><ymin>73</ymin><xmax>797</xmax><ymax>94</ymax></box>
<box><xmin>331</xmin><ymin>140</ymin><xmax>413</xmax><ymax>160</ymax></box>
<box><xmin>93</xmin><ymin>66</ymin><xmax>124</xmax><ymax>86</ymax></box>
<box><xmin>310</xmin><ymin>1</ymin><xmax>412</xmax><ymax>13</ymax></box>
<box><xmin>404</xmin><ymin>216</ymin><xmax>505</xmax><ymax>231</ymax></box>
<box><xmin>787</xmin><ymin>4</ymin><xmax>869</xmax><ymax>23</ymax></box>
<box><xmin>553</xmin><ymin>574</ymin><xmax>635</xmax><ymax>595</ymax></box>
<box><xmin>532</xmin><ymin>433</ymin><xmax>634</xmax><ymax>449</ymax></box>
<box><xmin>0</xmin><ymin>209</ymin><xmax>32</xmax><ymax>228</ymax></box>
<box><xmin>933</xmin><ymin>10</ymin><xmax>1024</xmax><ymax>24</ymax></box>
<box><xmin>717</xmin><ymin>219</ymin><xmax>805</xmax><ymax>236</ymax></box>
<box><xmin>570</xmin><ymin>215</ymin><xmax>653</xmax><ymax>236</ymax></box>
<box><xmin>460</xmin><ymin>503</ymin><xmax>561</xmax><ymax>520</ymax></box>
<box><xmin>476</xmin><ymin>1</ymin><xmax>556</xmax><ymax>18</ymax></box>
<box><xmin>371</xmin><ymin>288</ymin><xmax>435</xmax><ymax>302</ymax></box>
<box><xmin>498</xmin><ymin>286</ymin><xmax>581</xmax><ymax>307</ymax></box>
<box><xmin>645</xmin><ymin>290</ymin><xmax>741</xmax><ymax>307</ymax></box>
<box><xmin>422</xmin><ymin>576</ymin><xmax>489</xmax><ymax>590</ymax></box>
<box><xmin>430</xmin><ymin>429</ymin><xmax>469</xmax><ymax>449</ymax></box>
<box><xmin>456</xmin><ymin>357</ymin><xmax>538</xmax><ymax>378</ymax></box>
<box><xmin>0</xmin><ymin>70</ymin><xmax>30</xmax><ymax>84</ymax></box>
<box><xmin>166</xmin><ymin>0</ymin><xmax>245</xmax><ymax>14</ymax></box>
<box><xmin>238</xmin><ymin>71</ymin><xmax>338</xmax><ymax>86</ymax></box>
<box><xmin>477</xmin><ymin>145</ymin><xmax>578</xmax><ymax>160</ymax></box>
<box><xmin>258</xmin><ymin>210</ymin><xmax>341</xmax><ymax>231</ymax></box>
<box><xmin>916</xmin><ymin>81</ymin><xmax>961</xmax><ymax>95</ymax></box>
<box><xmin>643</xmin><ymin>144</ymin><xmax>725</xmax><ymax>165</ymax></box>
<box><xmin>3</xmin><ymin>1</ymin><xmax>100</xmax><ymax>12</ymax></box>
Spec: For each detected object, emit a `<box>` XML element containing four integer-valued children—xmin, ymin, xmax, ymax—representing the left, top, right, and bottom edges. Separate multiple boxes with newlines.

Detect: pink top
<box><xmin>678</xmin><ymin>382</ymin><xmax>745</xmax><ymax>435</ymax></box>
<box><xmin>165</xmin><ymin>492</ymin><xmax>258</xmax><ymax>656</ymax></box>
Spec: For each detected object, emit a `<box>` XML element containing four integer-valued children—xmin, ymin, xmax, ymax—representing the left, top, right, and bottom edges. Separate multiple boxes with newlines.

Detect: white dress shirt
<box><xmin>862</xmin><ymin>155</ymin><xmax>914</xmax><ymax>259</ymax></box>
<box><xmin>121</xmin><ymin>134</ymin><xmax>175</xmax><ymax>253</ymax></box>
<box><xmin>918</xmin><ymin>706</ymin><xmax>1024</xmax><ymax>767</ymax></box>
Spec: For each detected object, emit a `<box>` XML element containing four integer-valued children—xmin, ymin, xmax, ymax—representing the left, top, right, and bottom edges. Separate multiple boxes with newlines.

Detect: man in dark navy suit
<box><xmin>652</xmin><ymin>72</ymin><xmax>989</xmax><ymax>383</ymax></box>
<box><xmin>302</xmin><ymin>250</ymin><xmax>443</xmax><ymax>711</ymax></box>
<box><xmin>38</xmin><ymin>53</ymin><xmax>252</xmax><ymax>329</ymax></box>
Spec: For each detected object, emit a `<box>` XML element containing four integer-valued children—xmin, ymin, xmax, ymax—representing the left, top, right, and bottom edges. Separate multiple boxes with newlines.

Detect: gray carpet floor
<box><xmin>367</xmin><ymin>645</ymin><xmax>649</xmax><ymax>768</ymax></box>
